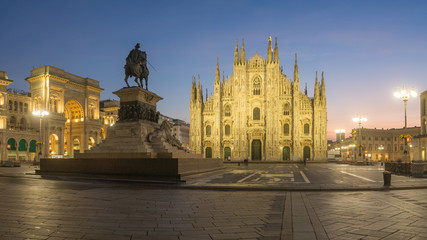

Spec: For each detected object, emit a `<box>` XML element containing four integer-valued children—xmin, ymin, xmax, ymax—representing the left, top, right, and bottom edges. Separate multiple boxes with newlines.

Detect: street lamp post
<box><xmin>394</xmin><ymin>86</ymin><xmax>417</xmax><ymax>129</ymax></box>
<box><xmin>32</xmin><ymin>110</ymin><xmax>49</xmax><ymax>163</ymax></box>
<box><xmin>353</xmin><ymin>116</ymin><xmax>367</xmax><ymax>161</ymax></box>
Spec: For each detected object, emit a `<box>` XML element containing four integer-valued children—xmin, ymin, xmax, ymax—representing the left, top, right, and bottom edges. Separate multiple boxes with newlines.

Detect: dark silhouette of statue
<box><xmin>124</xmin><ymin>43</ymin><xmax>149</xmax><ymax>90</ymax></box>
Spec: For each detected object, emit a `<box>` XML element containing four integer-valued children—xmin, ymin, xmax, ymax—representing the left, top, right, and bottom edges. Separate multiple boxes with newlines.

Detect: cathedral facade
<box><xmin>190</xmin><ymin>37</ymin><xmax>327</xmax><ymax>161</ymax></box>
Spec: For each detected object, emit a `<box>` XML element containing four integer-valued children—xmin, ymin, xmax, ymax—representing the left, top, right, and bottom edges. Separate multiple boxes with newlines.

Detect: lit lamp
<box><xmin>32</xmin><ymin>110</ymin><xmax>49</xmax><ymax>163</ymax></box>
<box><xmin>378</xmin><ymin>145</ymin><xmax>384</xmax><ymax>162</ymax></box>
<box><xmin>394</xmin><ymin>86</ymin><xmax>417</xmax><ymax>129</ymax></box>
<box><xmin>353</xmin><ymin>116</ymin><xmax>367</xmax><ymax>160</ymax></box>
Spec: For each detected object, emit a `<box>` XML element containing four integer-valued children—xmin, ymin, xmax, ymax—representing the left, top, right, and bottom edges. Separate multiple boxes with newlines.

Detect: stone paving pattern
<box><xmin>0</xmin><ymin>163</ymin><xmax>426</xmax><ymax>239</ymax></box>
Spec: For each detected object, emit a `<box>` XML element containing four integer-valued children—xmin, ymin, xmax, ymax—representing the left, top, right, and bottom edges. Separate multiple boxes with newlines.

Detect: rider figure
<box><xmin>124</xmin><ymin>43</ymin><xmax>149</xmax><ymax>89</ymax></box>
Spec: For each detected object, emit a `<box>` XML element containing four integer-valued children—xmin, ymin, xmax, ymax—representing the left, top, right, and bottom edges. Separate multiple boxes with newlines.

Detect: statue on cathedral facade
<box><xmin>124</xmin><ymin>43</ymin><xmax>150</xmax><ymax>90</ymax></box>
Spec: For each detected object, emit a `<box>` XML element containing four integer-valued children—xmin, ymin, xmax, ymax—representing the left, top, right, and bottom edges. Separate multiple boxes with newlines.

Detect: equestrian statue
<box><xmin>124</xmin><ymin>43</ymin><xmax>149</xmax><ymax>90</ymax></box>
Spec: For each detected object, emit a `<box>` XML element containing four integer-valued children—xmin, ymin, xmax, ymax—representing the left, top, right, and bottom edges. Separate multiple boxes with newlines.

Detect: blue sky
<box><xmin>1</xmin><ymin>0</ymin><xmax>426</xmax><ymax>140</ymax></box>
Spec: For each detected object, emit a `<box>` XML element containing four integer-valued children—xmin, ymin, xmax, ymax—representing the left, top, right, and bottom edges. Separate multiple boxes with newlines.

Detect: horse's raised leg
<box><xmin>124</xmin><ymin>75</ymin><xmax>131</xmax><ymax>87</ymax></box>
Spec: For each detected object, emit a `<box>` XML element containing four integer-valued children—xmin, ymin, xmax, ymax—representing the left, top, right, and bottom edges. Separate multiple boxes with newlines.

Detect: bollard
<box><xmin>383</xmin><ymin>171</ymin><xmax>391</xmax><ymax>186</ymax></box>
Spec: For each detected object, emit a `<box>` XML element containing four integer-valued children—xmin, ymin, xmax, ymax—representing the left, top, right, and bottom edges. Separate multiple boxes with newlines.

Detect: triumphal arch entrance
<box><xmin>26</xmin><ymin>66</ymin><xmax>103</xmax><ymax>158</ymax></box>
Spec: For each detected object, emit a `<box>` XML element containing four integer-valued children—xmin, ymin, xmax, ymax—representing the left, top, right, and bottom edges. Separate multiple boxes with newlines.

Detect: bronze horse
<box><xmin>124</xmin><ymin>44</ymin><xmax>149</xmax><ymax>90</ymax></box>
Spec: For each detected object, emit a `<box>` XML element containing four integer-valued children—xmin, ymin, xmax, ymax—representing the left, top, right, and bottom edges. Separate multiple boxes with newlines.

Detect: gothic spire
<box><xmin>321</xmin><ymin>71</ymin><xmax>326</xmax><ymax>98</ymax></box>
<box><xmin>267</xmin><ymin>36</ymin><xmax>273</xmax><ymax>63</ymax></box>
<box><xmin>314</xmin><ymin>71</ymin><xmax>320</xmax><ymax>100</ymax></box>
<box><xmin>197</xmin><ymin>77</ymin><xmax>203</xmax><ymax>103</ymax></box>
<box><xmin>215</xmin><ymin>57</ymin><xmax>220</xmax><ymax>84</ymax></box>
<box><xmin>234</xmin><ymin>39</ymin><xmax>239</xmax><ymax>65</ymax></box>
<box><xmin>274</xmin><ymin>37</ymin><xmax>279</xmax><ymax>63</ymax></box>
<box><xmin>240</xmin><ymin>38</ymin><xmax>246</xmax><ymax>64</ymax></box>
<box><xmin>294</xmin><ymin>53</ymin><xmax>299</xmax><ymax>83</ymax></box>
<box><xmin>191</xmin><ymin>75</ymin><xmax>196</xmax><ymax>102</ymax></box>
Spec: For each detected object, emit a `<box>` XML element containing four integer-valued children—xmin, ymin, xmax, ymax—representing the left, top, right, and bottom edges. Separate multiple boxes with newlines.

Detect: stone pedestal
<box><xmin>39</xmin><ymin>87</ymin><xmax>223</xmax><ymax>181</ymax></box>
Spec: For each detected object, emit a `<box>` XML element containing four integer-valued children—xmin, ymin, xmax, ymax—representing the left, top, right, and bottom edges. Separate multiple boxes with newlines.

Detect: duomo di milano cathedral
<box><xmin>190</xmin><ymin>37</ymin><xmax>327</xmax><ymax>161</ymax></box>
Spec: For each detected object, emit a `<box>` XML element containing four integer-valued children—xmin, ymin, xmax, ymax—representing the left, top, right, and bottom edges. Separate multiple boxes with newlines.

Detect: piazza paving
<box><xmin>0</xmin><ymin>162</ymin><xmax>426</xmax><ymax>240</ymax></box>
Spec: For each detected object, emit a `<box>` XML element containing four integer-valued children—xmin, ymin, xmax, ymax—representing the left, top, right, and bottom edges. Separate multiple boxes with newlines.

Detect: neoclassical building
<box><xmin>0</xmin><ymin>66</ymin><xmax>108</xmax><ymax>165</ymax></box>
<box><xmin>190</xmin><ymin>37</ymin><xmax>327</xmax><ymax>161</ymax></box>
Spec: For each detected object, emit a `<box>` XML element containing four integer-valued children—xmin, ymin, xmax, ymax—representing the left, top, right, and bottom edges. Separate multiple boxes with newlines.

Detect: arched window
<box><xmin>304</xmin><ymin>123</ymin><xmax>310</xmax><ymax>134</ymax></box>
<box><xmin>54</xmin><ymin>100</ymin><xmax>58</xmax><ymax>113</ymax></box>
<box><xmin>20</xmin><ymin>118</ymin><xmax>26</xmax><ymax>130</ymax></box>
<box><xmin>284</xmin><ymin>103</ymin><xmax>290</xmax><ymax>115</ymax></box>
<box><xmin>225</xmin><ymin>125</ymin><xmax>230</xmax><ymax>136</ymax></box>
<box><xmin>8</xmin><ymin>100</ymin><xmax>12</xmax><ymax>110</ymax></box>
<box><xmin>224</xmin><ymin>105</ymin><xmax>231</xmax><ymax>117</ymax></box>
<box><xmin>205</xmin><ymin>147</ymin><xmax>212</xmax><ymax>158</ymax></box>
<box><xmin>284</xmin><ymin>123</ymin><xmax>290</xmax><ymax>135</ymax></box>
<box><xmin>9</xmin><ymin>116</ymin><xmax>16</xmax><ymax>129</ymax></box>
<box><xmin>14</xmin><ymin>101</ymin><xmax>18</xmax><ymax>111</ymax></box>
<box><xmin>253</xmin><ymin>77</ymin><xmax>260</xmax><ymax>95</ymax></box>
<box><xmin>253</xmin><ymin>107</ymin><xmax>260</xmax><ymax>120</ymax></box>
<box><xmin>206</xmin><ymin>125</ymin><xmax>211</xmax><ymax>137</ymax></box>
<box><xmin>19</xmin><ymin>102</ymin><xmax>23</xmax><ymax>112</ymax></box>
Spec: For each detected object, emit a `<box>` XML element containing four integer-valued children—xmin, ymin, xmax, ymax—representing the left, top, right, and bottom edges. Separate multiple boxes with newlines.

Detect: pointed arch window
<box><xmin>253</xmin><ymin>107</ymin><xmax>260</xmax><ymax>120</ymax></box>
<box><xmin>224</xmin><ymin>105</ymin><xmax>231</xmax><ymax>117</ymax></box>
<box><xmin>284</xmin><ymin>123</ymin><xmax>290</xmax><ymax>135</ymax></box>
<box><xmin>206</xmin><ymin>125</ymin><xmax>211</xmax><ymax>137</ymax></box>
<box><xmin>225</xmin><ymin>125</ymin><xmax>231</xmax><ymax>136</ymax></box>
<box><xmin>284</xmin><ymin>103</ymin><xmax>290</xmax><ymax>115</ymax></box>
<box><xmin>304</xmin><ymin>123</ymin><xmax>310</xmax><ymax>134</ymax></box>
<box><xmin>253</xmin><ymin>77</ymin><xmax>261</xmax><ymax>95</ymax></box>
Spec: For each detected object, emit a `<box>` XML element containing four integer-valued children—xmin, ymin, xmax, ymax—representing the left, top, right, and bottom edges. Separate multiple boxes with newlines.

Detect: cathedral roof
<box><xmin>248</xmin><ymin>53</ymin><xmax>265</xmax><ymax>68</ymax></box>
